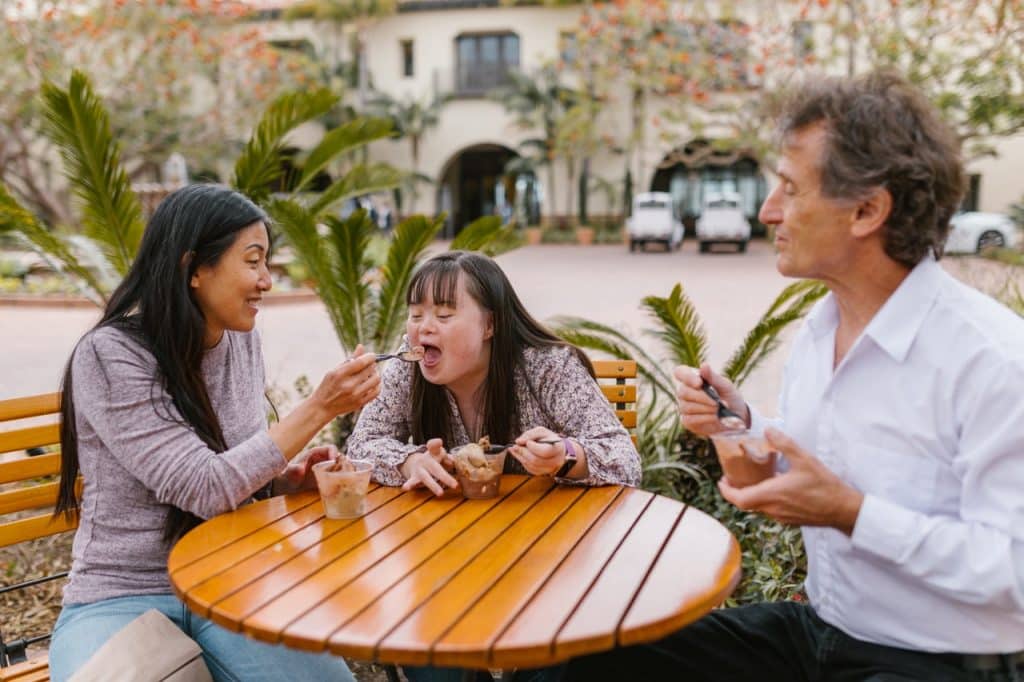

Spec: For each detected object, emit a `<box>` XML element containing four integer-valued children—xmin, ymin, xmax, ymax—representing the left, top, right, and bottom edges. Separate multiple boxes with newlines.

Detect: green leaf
<box><xmin>448</xmin><ymin>215</ymin><xmax>522</xmax><ymax>256</ymax></box>
<box><xmin>641</xmin><ymin>283</ymin><xmax>708</xmax><ymax>369</ymax></box>
<box><xmin>373</xmin><ymin>214</ymin><xmax>444</xmax><ymax>351</ymax></box>
<box><xmin>297</xmin><ymin>117</ymin><xmax>395</xmax><ymax>193</ymax></box>
<box><xmin>308</xmin><ymin>162</ymin><xmax>404</xmax><ymax>217</ymax></box>
<box><xmin>232</xmin><ymin>88</ymin><xmax>339</xmax><ymax>202</ymax></box>
<box><xmin>324</xmin><ymin>211</ymin><xmax>377</xmax><ymax>350</ymax></box>
<box><xmin>40</xmin><ymin>70</ymin><xmax>144</xmax><ymax>277</ymax></box>
<box><xmin>0</xmin><ymin>183</ymin><xmax>108</xmax><ymax>304</ymax></box>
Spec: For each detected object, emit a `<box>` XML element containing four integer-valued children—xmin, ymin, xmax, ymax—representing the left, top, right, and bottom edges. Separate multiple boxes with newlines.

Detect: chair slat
<box><xmin>0</xmin><ymin>512</ymin><xmax>77</xmax><ymax>549</ymax></box>
<box><xmin>0</xmin><ymin>393</ymin><xmax>60</xmax><ymax>421</ymax></box>
<box><xmin>616</xmin><ymin>411</ymin><xmax>637</xmax><ymax>428</ymax></box>
<box><xmin>591</xmin><ymin>360</ymin><xmax>637</xmax><ymax>379</ymax></box>
<box><xmin>0</xmin><ymin>424</ymin><xmax>60</xmax><ymax>456</ymax></box>
<box><xmin>600</xmin><ymin>385</ymin><xmax>636</xmax><ymax>403</ymax></box>
<box><xmin>0</xmin><ymin>453</ymin><xmax>62</xmax><ymax>485</ymax></box>
<box><xmin>0</xmin><ymin>481</ymin><xmax>60</xmax><ymax>516</ymax></box>
<box><xmin>0</xmin><ymin>656</ymin><xmax>51</xmax><ymax>681</ymax></box>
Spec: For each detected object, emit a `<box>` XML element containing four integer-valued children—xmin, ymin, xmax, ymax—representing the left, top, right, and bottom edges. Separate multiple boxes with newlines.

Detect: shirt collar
<box><xmin>802</xmin><ymin>256</ymin><xmax>944</xmax><ymax>362</ymax></box>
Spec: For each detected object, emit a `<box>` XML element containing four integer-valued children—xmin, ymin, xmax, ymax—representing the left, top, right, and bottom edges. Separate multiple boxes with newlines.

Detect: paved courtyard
<box><xmin>0</xmin><ymin>240</ymin><xmax>1017</xmax><ymax>416</ymax></box>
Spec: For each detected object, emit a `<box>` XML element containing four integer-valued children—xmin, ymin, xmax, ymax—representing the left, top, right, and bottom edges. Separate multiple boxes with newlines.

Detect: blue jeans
<box><xmin>49</xmin><ymin>594</ymin><xmax>355</xmax><ymax>682</ymax></box>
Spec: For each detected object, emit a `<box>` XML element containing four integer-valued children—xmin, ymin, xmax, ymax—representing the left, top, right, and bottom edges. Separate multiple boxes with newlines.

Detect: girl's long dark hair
<box><xmin>55</xmin><ymin>184</ymin><xmax>270</xmax><ymax>544</ymax></box>
<box><xmin>408</xmin><ymin>251</ymin><xmax>593</xmax><ymax>450</ymax></box>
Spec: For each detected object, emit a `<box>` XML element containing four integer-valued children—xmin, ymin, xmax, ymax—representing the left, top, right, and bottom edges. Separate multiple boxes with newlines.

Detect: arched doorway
<box><xmin>650</xmin><ymin>139</ymin><xmax>767</xmax><ymax>236</ymax></box>
<box><xmin>436</xmin><ymin>144</ymin><xmax>538</xmax><ymax>238</ymax></box>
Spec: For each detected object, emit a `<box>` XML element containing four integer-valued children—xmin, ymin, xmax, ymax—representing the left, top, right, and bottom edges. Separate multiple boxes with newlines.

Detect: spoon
<box><xmin>484</xmin><ymin>438</ymin><xmax>561</xmax><ymax>454</ymax></box>
<box><xmin>375</xmin><ymin>346</ymin><xmax>424</xmax><ymax>363</ymax></box>
<box><xmin>701</xmin><ymin>379</ymin><xmax>747</xmax><ymax>430</ymax></box>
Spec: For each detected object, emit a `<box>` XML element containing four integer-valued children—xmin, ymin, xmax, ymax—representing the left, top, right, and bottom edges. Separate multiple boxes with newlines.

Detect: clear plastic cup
<box><xmin>710</xmin><ymin>430</ymin><xmax>776</xmax><ymax>488</ymax></box>
<box><xmin>312</xmin><ymin>459</ymin><xmax>373</xmax><ymax>519</ymax></box>
<box><xmin>450</xmin><ymin>445</ymin><xmax>507</xmax><ymax>499</ymax></box>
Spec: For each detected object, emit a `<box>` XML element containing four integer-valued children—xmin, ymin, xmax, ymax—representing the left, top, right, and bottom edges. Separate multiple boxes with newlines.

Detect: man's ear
<box><xmin>851</xmin><ymin>187</ymin><xmax>893</xmax><ymax>239</ymax></box>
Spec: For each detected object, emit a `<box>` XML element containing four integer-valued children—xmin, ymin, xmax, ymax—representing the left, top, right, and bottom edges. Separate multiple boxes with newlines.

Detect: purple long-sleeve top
<box><xmin>62</xmin><ymin>326</ymin><xmax>285</xmax><ymax>604</ymax></box>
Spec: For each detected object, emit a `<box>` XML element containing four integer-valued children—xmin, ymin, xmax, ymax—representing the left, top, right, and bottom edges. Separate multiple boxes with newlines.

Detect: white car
<box><xmin>696</xmin><ymin>192</ymin><xmax>751</xmax><ymax>253</ymax></box>
<box><xmin>627</xmin><ymin>192</ymin><xmax>684</xmax><ymax>252</ymax></box>
<box><xmin>944</xmin><ymin>211</ymin><xmax>1020</xmax><ymax>254</ymax></box>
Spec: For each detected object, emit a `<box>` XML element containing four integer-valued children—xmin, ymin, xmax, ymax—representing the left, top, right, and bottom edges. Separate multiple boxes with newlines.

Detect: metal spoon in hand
<box><xmin>701</xmin><ymin>379</ymin><xmax>747</xmax><ymax>430</ymax></box>
<box><xmin>375</xmin><ymin>346</ymin><xmax>425</xmax><ymax>363</ymax></box>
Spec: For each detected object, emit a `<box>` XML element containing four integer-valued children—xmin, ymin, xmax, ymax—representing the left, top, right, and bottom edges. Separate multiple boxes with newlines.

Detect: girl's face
<box><xmin>189</xmin><ymin>222</ymin><xmax>272</xmax><ymax>347</ymax></box>
<box><xmin>407</xmin><ymin>273</ymin><xmax>493</xmax><ymax>396</ymax></box>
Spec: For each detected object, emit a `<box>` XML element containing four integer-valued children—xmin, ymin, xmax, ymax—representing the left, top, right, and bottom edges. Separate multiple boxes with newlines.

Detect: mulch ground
<box><xmin>0</xmin><ymin>532</ymin><xmax>393</xmax><ymax>680</ymax></box>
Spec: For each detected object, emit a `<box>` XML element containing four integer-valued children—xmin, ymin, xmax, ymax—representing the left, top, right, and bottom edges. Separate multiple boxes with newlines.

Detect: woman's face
<box><xmin>406</xmin><ymin>273</ymin><xmax>493</xmax><ymax>396</ymax></box>
<box><xmin>190</xmin><ymin>221</ymin><xmax>272</xmax><ymax>347</ymax></box>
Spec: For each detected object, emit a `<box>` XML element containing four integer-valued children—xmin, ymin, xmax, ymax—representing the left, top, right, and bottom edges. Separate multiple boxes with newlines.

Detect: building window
<box><xmin>456</xmin><ymin>32</ymin><xmax>519</xmax><ymax>95</ymax></box>
<box><xmin>792</xmin><ymin>21</ymin><xmax>814</xmax><ymax>58</ymax></box>
<box><xmin>962</xmin><ymin>174</ymin><xmax>981</xmax><ymax>212</ymax></box>
<box><xmin>401</xmin><ymin>39</ymin><xmax>414</xmax><ymax>77</ymax></box>
<box><xmin>559</xmin><ymin>30</ymin><xmax>578</xmax><ymax>65</ymax></box>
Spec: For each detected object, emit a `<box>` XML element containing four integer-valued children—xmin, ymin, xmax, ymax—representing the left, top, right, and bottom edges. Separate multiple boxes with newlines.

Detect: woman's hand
<box><xmin>511</xmin><ymin>427</ymin><xmax>582</xmax><ymax>477</ymax></box>
<box><xmin>311</xmin><ymin>344</ymin><xmax>382</xmax><ymax>420</ymax></box>
<box><xmin>276</xmin><ymin>444</ymin><xmax>339</xmax><ymax>495</ymax></box>
<box><xmin>400</xmin><ymin>438</ymin><xmax>458</xmax><ymax>496</ymax></box>
<box><xmin>674</xmin><ymin>362</ymin><xmax>749</xmax><ymax>437</ymax></box>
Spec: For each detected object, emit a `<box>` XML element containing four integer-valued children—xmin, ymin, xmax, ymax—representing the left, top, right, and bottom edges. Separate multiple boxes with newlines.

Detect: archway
<box><xmin>436</xmin><ymin>143</ymin><xmax>537</xmax><ymax>238</ymax></box>
<box><xmin>650</xmin><ymin>139</ymin><xmax>767</xmax><ymax>236</ymax></box>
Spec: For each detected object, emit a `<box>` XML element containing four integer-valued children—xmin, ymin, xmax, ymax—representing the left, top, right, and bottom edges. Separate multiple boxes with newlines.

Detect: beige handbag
<box><xmin>69</xmin><ymin>609</ymin><xmax>213</xmax><ymax>682</ymax></box>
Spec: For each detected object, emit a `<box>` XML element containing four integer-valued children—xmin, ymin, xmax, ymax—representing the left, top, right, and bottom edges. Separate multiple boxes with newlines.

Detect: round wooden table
<box><xmin>168</xmin><ymin>475</ymin><xmax>740</xmax><ymax>669</ymax></box>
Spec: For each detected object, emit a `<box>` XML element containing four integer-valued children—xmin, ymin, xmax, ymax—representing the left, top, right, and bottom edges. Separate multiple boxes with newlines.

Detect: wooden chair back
<box><xmin>591</xmin><ymin>359</ymin><xmax>638</xmax><ymax>444</ymax></box>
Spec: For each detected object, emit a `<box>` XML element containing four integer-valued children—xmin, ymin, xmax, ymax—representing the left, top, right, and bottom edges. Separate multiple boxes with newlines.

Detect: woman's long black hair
<box><xmin>54</xmin><ymin>184</ymin><xmax>271</xmax><ymax>544</ymax></box>
<box><xmin>407</xmin><ymin>251</ymin><xmax>594</xmax><ymax>449</ymax></box>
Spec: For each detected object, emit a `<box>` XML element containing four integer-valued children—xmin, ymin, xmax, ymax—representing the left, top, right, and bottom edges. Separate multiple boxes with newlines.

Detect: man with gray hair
<box><xmin>566</xmin><ymin>70</ymin><xmax>1024</xmax><ymax>680</ymax></box>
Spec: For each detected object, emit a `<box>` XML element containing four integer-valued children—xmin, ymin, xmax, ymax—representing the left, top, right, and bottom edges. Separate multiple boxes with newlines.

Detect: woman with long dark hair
<box><xmin>49</xmin><ymin>184</ymin><xmax>379</xmax><ymax>681</ymax></box>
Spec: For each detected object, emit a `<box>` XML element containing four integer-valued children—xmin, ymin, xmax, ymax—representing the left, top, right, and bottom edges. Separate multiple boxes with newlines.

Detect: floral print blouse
<box><xmin>347</xmin><ymin>344</ymin><xmax>641</xmax><ymax>488</ymax></box>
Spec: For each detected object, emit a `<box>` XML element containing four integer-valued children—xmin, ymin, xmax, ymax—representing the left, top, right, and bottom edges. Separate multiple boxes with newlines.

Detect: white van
<box><xmin>627</xmin><ymin>192</ymin><xmax>684</xmax><ymax>252</ymax></box>
<box><xmin>696</xmin><ymin>191</ymin><xmax>751</xmax><ymax>253</ymax></box>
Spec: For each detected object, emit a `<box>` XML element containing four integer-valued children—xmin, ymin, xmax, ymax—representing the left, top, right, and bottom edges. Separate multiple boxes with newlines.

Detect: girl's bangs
<box><xmin>408</xmin><ymin>260</ymin><xmax>461</xmax><ymax>307</ymax></box>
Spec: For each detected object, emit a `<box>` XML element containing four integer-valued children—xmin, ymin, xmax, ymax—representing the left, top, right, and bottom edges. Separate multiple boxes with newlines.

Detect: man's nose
<box><xmin>759</xmin><ymin>184</ymin><xmax>783</xmax><ymax>226</ymax></box>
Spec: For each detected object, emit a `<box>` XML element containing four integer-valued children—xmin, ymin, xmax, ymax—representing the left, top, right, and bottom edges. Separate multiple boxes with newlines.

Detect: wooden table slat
<box><xmin>372</xmin><ymin>483</ymin><xmax>586</xmax><ymax>666</ymax></box>
<box><xmin>168</xmin><ymin>491</ymin><xmax>323</xmax><ymax>573</ymax></box>
<box><xmin>553</xmin><ymin>494</ymin><xmax>685</xmax><ymax>661</ymax></box>
<box><xmin>618</xmin><ymin>506</ymin><xmax>742</xmax><ymax>646</ymax></box>
<box><xmin>280</xmin><ymin>477</ymin><xmax>551</xmax><ymax>655</ymax></box>
<box><xmin>178</xmin><ymin>486</ymin><xmax>416</xmax><ymax>618</ymax></box>
<box><xmin>224</xmin><ymin>488</ymin><xmax>472</xmax><ymax>639</ymax></box>
<box><xmin>490</xmin><ymin>488</ymin><xmax>654</xmax><ymax>667</ymax></box>
<box><xmin>430</xmin><ymin>485</ymin><xmax>623</xmax><ymax>669</ymax></box>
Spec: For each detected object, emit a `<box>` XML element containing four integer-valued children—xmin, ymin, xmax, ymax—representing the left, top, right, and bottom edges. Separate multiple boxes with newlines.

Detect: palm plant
<box><xmin>551</xmin><ymin>278</ymin><xmax>827</xmax><ymax>492</ymax></box>
<box><xmin>366</xmin><ymin>91</ymin><xmax>449</xmax><ymax>214</ymax></box>
<box><xmin>490</xmin><ymin>66</ymin><xmax>579</xmax><ymax>221</ymax></box>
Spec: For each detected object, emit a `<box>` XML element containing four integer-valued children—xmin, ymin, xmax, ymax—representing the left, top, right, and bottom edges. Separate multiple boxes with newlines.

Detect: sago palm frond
<box><xmin>0</xmin><ymin>183</ymin><xmax>108</xmax><ymax>304</ymax></box>
<box><xmin>641</xmin><ymin>283</ymin><xmax>708</xmax><ymax>370</ymax></box>
<box><xmin>449</xmin><ymin>215</ymin><xmax>521</xmax><ymax>257</ymax></box>
<box><xmin>324</xmin><ymin>211</ymin><xmax>377</xmax><ymax>351</ymax></box>
<box><xmin>308</xmin><ymin>162</ymin><xmax>404</xmax><ymax>217</ymax></box>
<box><xmin>232</xmin><ymin>88</ymin><xmax>338</xmax><ymax>202</ymax></box>
<box><xmin>723</xmin><ymin>281</ymin><xmax>827</xmax><ymax>387</ymax></box>
<box><xmin>297</xmin><ymin>117</ymin><xmax>395</xmax><ymax>193</ymax></box>
<box><xmin>372</xmin><ymin>214</ymin><xmax>445</xmax><ymax>351</ymax></box>
<box><xmin>549</xmin><ymin>316</ymin><xmax>675</xmax><ymax>400</ymax></box>
<box><xmin>267</xmin><ymin>197</ymin><xmax>350</xmax><ymax>346</ymax></box>
<box><xmin>40</xmin><ymin>70</ymin><xmax>144</xmax><ymax>277</ymax></box>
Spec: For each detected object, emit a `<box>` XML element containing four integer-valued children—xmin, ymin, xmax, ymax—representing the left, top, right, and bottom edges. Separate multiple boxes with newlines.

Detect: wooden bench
<box><xmin>592</xmin><ymin>359</ymin><xmax>638</xmax><ymax>444</ymax></box>
<box><xmin>1</xmin><ymin>392</ymin><xmax>72</xmax><ymax>682</ymax></box>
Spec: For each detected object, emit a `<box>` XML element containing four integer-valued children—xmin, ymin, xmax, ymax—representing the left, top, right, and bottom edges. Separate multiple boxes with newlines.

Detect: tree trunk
<box><xmin>579</xmin><ymin>156</ymin><xmax>590</xmax><ymax>226</ymax></box>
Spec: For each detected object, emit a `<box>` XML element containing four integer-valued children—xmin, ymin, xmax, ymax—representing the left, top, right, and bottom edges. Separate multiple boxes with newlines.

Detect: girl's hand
<box><xmin>511</xmin><ymin>427</ymin><xmax>569</xmax><ymax>477</ymax></box>
<box><xmin>400</xmin><ymin>438</ymin><xmax>458</xmax><ymax>496</ymax></box>
<box><xmin>277</xmin><ymin>444</ymin><xmax>339</xmax><ymax>495</ymax></box>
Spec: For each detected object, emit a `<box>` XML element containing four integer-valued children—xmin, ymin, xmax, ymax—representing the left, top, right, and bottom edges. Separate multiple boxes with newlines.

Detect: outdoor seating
<box><xmin>0</xmin><ymin>392</ymin><xmax>71</xmax><ymax>681</ymax></box>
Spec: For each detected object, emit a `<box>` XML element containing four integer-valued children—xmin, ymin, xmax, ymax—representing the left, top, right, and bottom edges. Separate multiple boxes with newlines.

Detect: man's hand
<box><xmin>400</xmin><ymin>438</ymin><xmax>458</xmax><ymax>496</ymax></box>
<box><xmin>277</xmin><ymin>444</ymin><xmax>339</xmax><ymax>495</ymax></box>
<box><xmin>674</xmin><ymin>363</ymin><xmax>748</xmax><ymax>436</ymax></box>
<box><xmin>719</xmin><ymin>428</ymin><xmax>864</xmax><ymax>535</ymax></box>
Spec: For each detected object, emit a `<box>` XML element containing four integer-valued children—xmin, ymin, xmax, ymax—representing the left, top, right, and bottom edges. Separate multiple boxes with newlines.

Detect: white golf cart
<box><xmin>696</xmin><ymin>191</ymin><xmax>751</xmax><ymax>253</ymax></box>
<box><xmin>627</xmin><ymin>192</ymin><xmax>684</xmax><ymax>252</ymax></box>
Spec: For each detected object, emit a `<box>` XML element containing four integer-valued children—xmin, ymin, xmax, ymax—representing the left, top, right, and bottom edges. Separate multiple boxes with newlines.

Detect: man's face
<box><xmin>758</xmin><ymin>123</ymin><xmax>859</xmax><ymax>280</ymax></box>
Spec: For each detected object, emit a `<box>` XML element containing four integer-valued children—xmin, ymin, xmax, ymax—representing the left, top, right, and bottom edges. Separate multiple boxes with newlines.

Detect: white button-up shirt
<box><xmin>750</xmin><ymin>257</ymin><xmax>1024</xmax><ymax>653</ymax></box>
